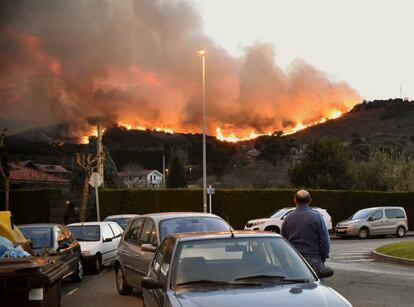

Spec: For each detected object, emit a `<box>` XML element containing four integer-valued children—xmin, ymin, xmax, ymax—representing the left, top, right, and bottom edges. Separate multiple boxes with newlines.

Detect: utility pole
<box><xmin>97</xmin><ymin>119</ymin><xmax>104</xmax><ymax>187</ymax></box>
<box><xmin>198</xmin><ymin>48</ymin><xmax>207</xmax><ymax>213</ymax></box>
<box><xmin>162</xmin><ymin>154</ymin><xmax>166</xmax><ymax>188</ymax></box>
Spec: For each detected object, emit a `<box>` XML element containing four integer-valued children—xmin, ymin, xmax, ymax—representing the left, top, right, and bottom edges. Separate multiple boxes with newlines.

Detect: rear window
<box><xmin>159</xmin><ymin>217</ymin><xmax>229</xmax><ymax>241</ymax></box>
<box><xmin>385</xmin><ymin>209</ymin><xmax>406</xmax><ymax>219</ymax></box>
<box><xmin>68</xmin><ymin>225</ymin><xmax>100</xmax><ymax>241</ymax></box>
<box><xmin>20</xmin><ymin>227</ymin><xmax>53</xmax><ymax>249</ymax></box>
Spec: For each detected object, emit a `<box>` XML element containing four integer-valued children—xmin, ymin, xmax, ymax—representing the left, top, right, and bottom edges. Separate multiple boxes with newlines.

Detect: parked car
<box><xmin>19</xmin><ymin>223</ymin><xmax>83</xmax><ymax>282</ymax></box>
<box><xmin>104</xmin><ymin>214</ymin><xmax>139</xmax><ymax>230</ymax></box>
<box><xmin>244</xmin><ymin>207</ymin><xmax>332</xmax><ymax>233</ymax></box>
<box><xmin>68</xmin><ymin>221</ymin><xmax>123</xmax><ymax>273</ymax></box>
<box><xmin>141</xmin><ymin>231</ymin><xmax>351</xmax><ymax>307</ymax></box>
<box><xmin>335</xmin><ymin>206</ymin><xmax>408</xmax><ymax>239</ymax></box>
<box><xmin>115</xmin><ymin>212</ymin><xmax>232</xmax><ymax>295</ymax></box>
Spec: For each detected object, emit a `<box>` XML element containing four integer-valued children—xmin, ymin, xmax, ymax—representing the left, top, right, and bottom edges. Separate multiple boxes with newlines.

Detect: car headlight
<box><xmin>252</xmin><ymin>221</ymin><xmax>265</xmax><ymax>226</ymax></box>
<box><xmin>81</xmin><ymin>250</ymin><xmax>91</xmax><ymax>256</ymax></box>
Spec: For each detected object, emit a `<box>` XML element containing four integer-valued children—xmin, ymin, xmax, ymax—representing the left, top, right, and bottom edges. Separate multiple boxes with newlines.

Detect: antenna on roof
<box><xmin>225</xmin><ymin>216</ymin><xmax>235</xmax><ymax>238</ymax></box>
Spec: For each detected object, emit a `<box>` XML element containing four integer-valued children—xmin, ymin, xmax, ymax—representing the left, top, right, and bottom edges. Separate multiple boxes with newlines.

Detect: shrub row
<box><xmin>0</xmin><ymin>189</ymin><xmax>63</xmax><ymax>225</ymax></box>
<box><xmin>101</xmin><ymin>189</ymin><xmax>414</xmax><ymax>230</ymax></box>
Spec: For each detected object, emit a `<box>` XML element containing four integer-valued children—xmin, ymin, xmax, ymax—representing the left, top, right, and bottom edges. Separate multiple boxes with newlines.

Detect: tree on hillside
<box><xmin>167</xmin><ymin>151</ymin><xmax>187</xmax><ymax>188</ymax></box>
<box><xmin>289</xmin><ymin>137</ymin><xmax>352</xmax><ymax>189</ymax></box>
<box><xmin>255</xmin><ymin>131</ymin><xmax>299</xmax><ymax>166</ymax></box>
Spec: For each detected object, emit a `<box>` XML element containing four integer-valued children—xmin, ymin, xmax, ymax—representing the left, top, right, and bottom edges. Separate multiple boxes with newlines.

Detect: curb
<box><xmin>371</xmin><ymin>250</ymin><xmax>414</xmax><ymax>266</ymax></box>
<box><xmin>330</xmin><ymin>231</ymin><xmax>414</xmax><ymax>240</ymax></box>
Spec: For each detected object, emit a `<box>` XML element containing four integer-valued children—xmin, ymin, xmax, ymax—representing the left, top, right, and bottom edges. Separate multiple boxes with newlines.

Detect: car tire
<box><xmin>265</xmin><ymin>226</ymin><xmax>280</xmax><ymax>234</ymax></box>
<box><xmin>358</xmin><ymin>227</ymin><xmax>369</xmax><ymax>239</ymax></box>
<box><xmin>71</xmin><ymin>259</ymin><xmax>84</xmax><ymax>282</ymax></box>
<box><xmin>115</xmin><ymin>266</ymin><xmax>133</xmax><ymax>295</ymax></box>
<box><xmin>396</xmin><ymin>226</ymin><xmax>406</xmax><ymax>238</ymax></box>
<box><xmin>93</xmin><ymin>254</ymin><xmax>102</xmax><ymax>274</ymax></box>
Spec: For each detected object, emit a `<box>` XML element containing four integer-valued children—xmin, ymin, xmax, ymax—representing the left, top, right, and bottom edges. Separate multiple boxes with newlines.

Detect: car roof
<box><xmin>67</xmin><ymin>221</ymin><xmax>112</xmax><ymax>227</ymax></box>
<box><xmin>357</xmin><ymin>206</ymin><xmax>405</xmax><ymax>210</ymax></box>
<box><xmin>138</xmin><ymin>212</ymin><xmax>225</xmax><ymax>223</ymax></box>
<box><xmin>172</xmin><ymin>230</ymin><xmax>282</xmax><ymax>242</ymax></box>
<box><xmin>104</xmin><ymin>214</ymin><xmax>139</xmax><ymax>219</ymax></box>
<box><xmin>19</xmin><ymin>223</ymin><xmax>62</xmax><ymax>228</ymax></box>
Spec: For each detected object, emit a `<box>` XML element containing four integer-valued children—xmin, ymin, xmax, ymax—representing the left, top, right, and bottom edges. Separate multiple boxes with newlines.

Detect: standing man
<box><xmin>281</xmin><ymin>190</ymin><xmax>330</xmax><ymax>274</ymax></box>
<box><xmin>63</xmin><ymin>200</ymin><xmax>80</xmax><ymax>225</ymax></box>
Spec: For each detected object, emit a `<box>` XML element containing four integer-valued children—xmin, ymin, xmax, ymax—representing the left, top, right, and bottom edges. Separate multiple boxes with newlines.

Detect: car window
<box><xmin>125</xmin><ymin>218</ymin><xmax>144</xmax><ymax>245</ymax></box>
<box><xmin>102</xmin><ymin>224</ymin><xmax>115</xmax><ymax>240</ymax></box>
<box><xmin>372</xmin><ymin>210</ymin><xmax>383</xmax><ymax>220</ymax></box>
<box><xmin>108</xmin><ymin>223</ymin><xmax>122</xmax><ymax>237</ymax></box>
<box><xmin>385</xmin><ymin>209</ymin><xmax>396</xmax><ymax>219</ymax></box>
<box><xmin>105</xmin><ymin>217</ymin><xmax>131</xmax><ymax>229</ymax></box>
<box><xmin>20</xmin><ymin>227</ymin><xmax>53</xmax><ymax>249</ymax></box>
<box><xmin>69</xmin><ymin>225</ymin><xmax>101</xmax><ymax>241</ymax></box>
<box><xmin>351</xmin><ymin>209</ymin><xmax>372</xmax><ymax>220</ymax></box>
<box><xmin>395</xmin><ymin>209</ymin><xmax>406</xmax><ymax>219</ymax></box>
<box><xmin>141</xmin><ymin>219</ymin><xmax>157</xmax><ymax>246</ymax></box>
<box><xmin>151</xmin><ymin>237</ymin><xmax>173</xmax><ymax>282</ymax></box>
<box><xmin>159</xmin><ymin>217</ymin><xmax>230</xmax><ymax>241</ymax></box>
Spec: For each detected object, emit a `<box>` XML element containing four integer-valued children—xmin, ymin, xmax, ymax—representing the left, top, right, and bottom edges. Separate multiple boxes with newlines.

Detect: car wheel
<box><xmin>71</xmin><ymin>259</ymin><xmax>84</xmax><ymax>282</ymax></box>
<box><xmin>358</xmin><ymin>227</ymin><xmax>369</xmax><ymax>239</ymax></box>
<box><xmin>265</xmin><ymin>226</ymin><xmax>280</xmax><ymax>234</ymax></box>
<box><xmin>397</xmin><ymin>226</ymin><xmax>406</xmax><ymax>238</ymax></box>
<box><xmin>93</xmin><ymin>254</ymin><xmax>102</xmax><ymax>274</ymax></box>
<box><xmin>116</xmin><ymin>266</ymin><xmax>132</xmax><ymax>295</ymax></box>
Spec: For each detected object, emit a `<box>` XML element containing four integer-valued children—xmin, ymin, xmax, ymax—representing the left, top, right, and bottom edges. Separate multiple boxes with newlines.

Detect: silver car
<box><xmin>335</xmin><ymin>206</ymin><xmax>408</xmax><ymax>239</ymax></box>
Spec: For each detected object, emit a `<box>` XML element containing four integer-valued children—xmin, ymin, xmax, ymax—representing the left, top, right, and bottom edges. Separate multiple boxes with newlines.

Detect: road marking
<box><xmin>66</xmin><ymin>288</ymin><xmax>79</xmax><ymax>296</ymax></box>
<box><xmin>339</xmin><ymin>259</ymin><xmax>375</xmax><ymax>262</ymax></box>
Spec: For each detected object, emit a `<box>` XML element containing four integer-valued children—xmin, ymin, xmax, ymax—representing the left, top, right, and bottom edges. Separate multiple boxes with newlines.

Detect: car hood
<box><xmin>246</xmin><ymin>218</ymin><xmax>268</xmax><ymax>224</ymax></box>
<box><xmin>174</xmin><ymin>283</ymin><xmax>350</xmax><ymax>307</ymax></box>
<box><xmin>337</xmin><ymin>219</ymin><xmax>362</xmax><ymax>226</ymax></box>
<box><xmin>78</xmin><ymin>240</ymin><xmax>101</xmax><ymax>253</ymax></box>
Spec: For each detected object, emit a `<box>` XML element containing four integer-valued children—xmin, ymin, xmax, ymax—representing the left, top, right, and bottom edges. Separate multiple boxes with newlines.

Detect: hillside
<box><xmin>291</xmin><ymin>99</ymin><xmax>414</xmax><ymax>150</ymax></box>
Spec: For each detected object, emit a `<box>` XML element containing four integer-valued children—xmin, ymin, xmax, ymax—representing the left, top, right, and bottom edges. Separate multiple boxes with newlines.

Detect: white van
<box><xmin>244</xmin><ymin>207</ymin><xmax>332</xmax><ymax>233</ymax></box>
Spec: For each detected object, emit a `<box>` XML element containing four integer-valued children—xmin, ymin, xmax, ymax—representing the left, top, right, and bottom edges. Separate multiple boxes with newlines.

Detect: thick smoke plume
<box><xmin>0</xmin><ymin>0</ymin><xmax>360</xmax><ymax>141</ymax></box>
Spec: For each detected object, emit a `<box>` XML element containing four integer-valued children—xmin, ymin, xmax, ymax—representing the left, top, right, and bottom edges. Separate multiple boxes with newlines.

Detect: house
<box><xmin>8</xmin><ymin>161</ymin><xmax>70</xmax><ymax>190</ymax></box>
<box><xmin>20</xmin><ymin>161</ymin><xmax>71</xmax><ymax>179</ymax></box>
<box><xmin>118</xmin><ymin>170</ymin><xmax>164</xmax><ymax>188</ymax></box>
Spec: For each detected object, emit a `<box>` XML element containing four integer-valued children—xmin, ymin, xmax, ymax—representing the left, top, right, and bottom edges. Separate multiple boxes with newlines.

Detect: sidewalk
<box><xmin>330</xmin><ymin>230</ymin><xmax>414</xmax><ymax>240</ymax></box>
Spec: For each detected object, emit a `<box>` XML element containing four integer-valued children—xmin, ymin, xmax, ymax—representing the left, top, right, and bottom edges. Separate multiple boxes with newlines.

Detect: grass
<box><xmin>376</xmin><ymin>240</ymin><xmax>414</xmax><ymax>260</ymax></box>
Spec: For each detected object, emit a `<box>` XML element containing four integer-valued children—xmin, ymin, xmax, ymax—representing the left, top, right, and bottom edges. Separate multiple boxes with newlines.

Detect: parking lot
<box><xmin>61</xmin><ymin>236</ymin><xmax>414</xmax><ymax>307</ymax></box>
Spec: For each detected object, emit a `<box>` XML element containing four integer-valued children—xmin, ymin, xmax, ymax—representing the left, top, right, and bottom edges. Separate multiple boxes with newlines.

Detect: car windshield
<box><xmin>159</xmin><ymin>217</ymin><xmax>230</xmax><ymax>241</ymax></box>
<box><xmin>266</xmin><ymin>209</ymin><xmax>290</xmax><ymax>218</ymax></box>
<box><xmin>350</xmin><ymin>209</ymin><xmax>372</xmax><ymax>220</ymax></box>
<box><xmin>68</xmin><ymin>225</ymin><xmax>100</xmax><ymax>241</ymax></box>
<box><xmin>105</xmin><ymin>217</ymin><xmax>131</xmax><ymax>229</ymax></box>
<box><xmin>173</xmin><ymin>237</ymin><xmax>316</xmax><ymax>287</ymax></box>
<box><xmin>20</xmin><ymin>227</ymin><xmax>53</xmax><ymax>249</ymax></box>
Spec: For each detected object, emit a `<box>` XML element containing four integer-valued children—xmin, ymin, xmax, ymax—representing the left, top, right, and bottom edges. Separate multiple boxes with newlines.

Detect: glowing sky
<box><xmin>191</xmin><ymin>0</ymin><xmax>414</xmax><ymax>100</ymax></box>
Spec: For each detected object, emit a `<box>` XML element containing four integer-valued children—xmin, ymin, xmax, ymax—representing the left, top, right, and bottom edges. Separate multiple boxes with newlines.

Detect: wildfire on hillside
<box><xmin>1</xmin><ymin>1</ymin><xmax>360</xmax><ymax>144</ymax></box>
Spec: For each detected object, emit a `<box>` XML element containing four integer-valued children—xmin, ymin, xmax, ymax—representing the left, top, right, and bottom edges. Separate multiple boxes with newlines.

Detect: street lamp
<box><xmin>197</xmin><ymin>48</ymin><xmax>207</xmax><ymax>213</ymax></box>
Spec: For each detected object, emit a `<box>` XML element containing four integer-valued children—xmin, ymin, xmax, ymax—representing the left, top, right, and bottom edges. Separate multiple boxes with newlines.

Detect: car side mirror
<box><xmin>141</xmin><ymin>276</ymin><xmax>162</xmax><ymax>289</ymax></box>
<box><xmin>318</xmin><ymin>266</ymin><xmax>334</xmax><ymax>279</ymax></box>
<box><xmin>141</xmin><ymin>243</ymin><xmax>157</xmax><ymax>252</ymax></box>
<box><xmin>369</xmin><ymin>216</ymin><xmax>376</xmax><ymax>221</ymax></box>
<box><xmin>103</xmin><ymin>238</ymin><xmax>113</xmax><ymax>243</ymax></box>
<box><xmin>58</xmin><ymin>241</ymin><xmax>70</xmax><ymax>251</ymax></box>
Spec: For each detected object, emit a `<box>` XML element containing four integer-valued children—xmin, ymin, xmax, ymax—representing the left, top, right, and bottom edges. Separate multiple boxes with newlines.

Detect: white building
<box><xmin>119</xmin><ymin>170</ymin><xmax>164</xmax><ymax>188</ymax></box>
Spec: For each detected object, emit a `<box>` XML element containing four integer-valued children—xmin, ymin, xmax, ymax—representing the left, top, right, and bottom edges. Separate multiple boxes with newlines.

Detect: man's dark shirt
<box><xmin>281</xmin><ymin>204</ymin><xmax>330</xmax><ymax>261</ymax></box>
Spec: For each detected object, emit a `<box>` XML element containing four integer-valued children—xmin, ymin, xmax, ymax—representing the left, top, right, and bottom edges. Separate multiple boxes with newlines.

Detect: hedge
<box><xmin>0</xmin><ymin>189</ymin><xmax>63</xmax><ymax>224</ymax></box>
<box><xmin>100</xmin><ymin>189</ymin><xmax>414</xmax><ymax>230</ymax></box>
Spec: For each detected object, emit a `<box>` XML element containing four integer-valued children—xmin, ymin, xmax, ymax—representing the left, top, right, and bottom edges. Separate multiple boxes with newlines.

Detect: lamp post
<box><xmin>197</xmin><ymin>48</ymin><xmax>207</xmax><ymax>213</ymax></box>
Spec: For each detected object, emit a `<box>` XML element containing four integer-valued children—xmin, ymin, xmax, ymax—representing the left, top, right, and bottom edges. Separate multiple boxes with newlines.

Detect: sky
<box><xmin>191</xmin><ymin>0</ymin><xmax>414</xmax><ymax>100</ymax></box>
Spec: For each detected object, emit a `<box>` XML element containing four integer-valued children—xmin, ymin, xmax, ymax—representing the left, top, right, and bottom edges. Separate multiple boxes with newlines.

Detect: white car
<box><xmin>104</xmin><ymin>214</ymin><xmax>139</xmax><ymax>230</ymax></box>
<box><xmin>68</xmin><ymin>221</ymin><xmax>123</xmax><ymax>273</ymax></box>
<box><xmin>244</xmin><ymin>207</ymin><xmax>332</xmax><ymax>233</ymax></box>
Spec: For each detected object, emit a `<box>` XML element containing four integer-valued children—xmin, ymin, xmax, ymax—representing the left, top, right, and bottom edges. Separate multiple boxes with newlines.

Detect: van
<box><xmin>335</xmin><ymin>206</ymin><xmax>408</xmax><ymax>239</ymax></box>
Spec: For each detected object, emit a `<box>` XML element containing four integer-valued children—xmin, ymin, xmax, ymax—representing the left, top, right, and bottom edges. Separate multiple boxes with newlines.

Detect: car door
<box><xmin>144</xmin><ymin>237</ymin><xmax>174</xmax><ymax>307</ymax></box>
<box><xmin>368</xmin><ymin>209</ymin><xmax>385</xmax><ymax>235</ymax></box>
<box><xmin>119</xmin><ymin>218</ymin><xmax>145</xmax><ymax>288</ymax></box>
<box><xmin>108</xmin><ymin>222</ymin><xmax>123</xmax><ymax>246</ymax></box>
<box><xmin>101</xmin><ymin>223</ymin><xmax>117</xmax><ymax>263</ymax></box>
<box><xmin>384</xmin><ymin>209</ymin><xmax>398</xmax><ymax>234</ymax></box>
<box><xmin>56</xmin><ymin>226</ymin><xmax>75</xmax><ymax>275</ymax></box>
<box><xmin>136</xmin><ymin>218</ymin><xmax>158</xmax><ymax>279</ymax></box>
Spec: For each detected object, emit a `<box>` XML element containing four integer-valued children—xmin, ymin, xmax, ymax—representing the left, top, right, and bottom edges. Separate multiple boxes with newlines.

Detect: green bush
<box><xmin>0</xmin><ymin>189</ymin><xmax>62</xmax><ymax>224</ymax></box>
<box><xmin>100</xmin><ymin>189</ymin><xmax>414</xmax><ymax>230</ymax></box>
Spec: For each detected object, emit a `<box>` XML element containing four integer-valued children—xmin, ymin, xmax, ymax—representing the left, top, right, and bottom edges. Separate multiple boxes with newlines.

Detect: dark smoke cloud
<box><xmin>0</xmin><ymin>0</ymin><xmax>360</xmax><ymax>139</ymax></box>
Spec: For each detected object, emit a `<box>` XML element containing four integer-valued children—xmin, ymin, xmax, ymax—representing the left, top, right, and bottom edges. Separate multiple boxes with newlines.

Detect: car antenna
<box><xmin>226</xmin><ymin>216</ymin><xmax>235</xmax><ymax>238</ymax></box>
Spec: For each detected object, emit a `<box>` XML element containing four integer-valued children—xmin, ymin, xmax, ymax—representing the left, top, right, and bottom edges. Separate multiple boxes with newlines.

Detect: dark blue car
<box><xmin>141</xmin><ymin>231</ymin><xmax>352</xmax><ymax>307</ymax></box>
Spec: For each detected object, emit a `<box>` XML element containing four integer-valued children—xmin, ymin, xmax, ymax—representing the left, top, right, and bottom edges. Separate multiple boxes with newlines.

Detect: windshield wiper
<box><xmin>234</xmin><ymin>275</ymin><xmax>309</xmax><ymax>283</ymax></box>
<box><xmin>176</xmin><ymin>279</ymin><xmax>260</xmax><ymax>287</ymax></box>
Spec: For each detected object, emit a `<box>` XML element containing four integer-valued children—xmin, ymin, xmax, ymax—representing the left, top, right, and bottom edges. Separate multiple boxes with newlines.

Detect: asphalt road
<box><xmin>62</xmin><ymin>236</ymin><xmax>414</xmax><ymax>307</ymax></box>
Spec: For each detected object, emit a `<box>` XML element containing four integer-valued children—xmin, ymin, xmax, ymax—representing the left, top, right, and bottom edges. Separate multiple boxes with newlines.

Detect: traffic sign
<box><xmin>207</xmin><ymin>187</ymin><xmax>215</xmax><ymax>195</ymax></box>
<box><xmin>89</xmin><ymin>172</ymin><xmax>103</xmax><ymax>188</ymax></box>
